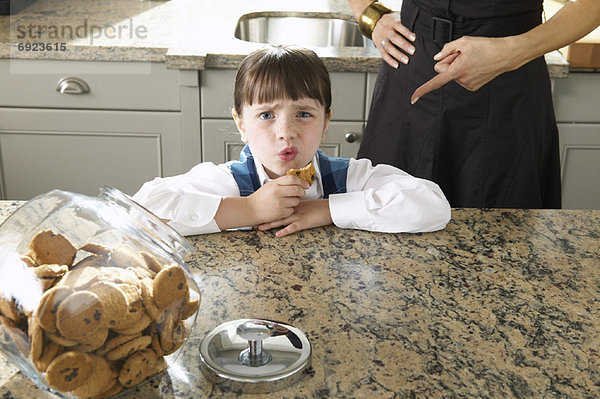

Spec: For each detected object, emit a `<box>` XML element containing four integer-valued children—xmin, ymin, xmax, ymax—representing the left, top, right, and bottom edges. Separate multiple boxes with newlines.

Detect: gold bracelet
<box><xmin>358</xmin><ymin>1</ymin><xmax>392</xmax><ymax>40</ymax></box>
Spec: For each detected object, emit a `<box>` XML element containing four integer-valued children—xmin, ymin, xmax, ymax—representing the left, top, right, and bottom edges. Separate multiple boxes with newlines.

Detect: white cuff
<box><xmin>172</xmin><ymin>192</ymin><xmax>223</xmax><ymax>234</ymax></box>
<box><xmin>328</xmin><ymin>192</ymin><xmax>371</xmax><ymax>230</ymax></box>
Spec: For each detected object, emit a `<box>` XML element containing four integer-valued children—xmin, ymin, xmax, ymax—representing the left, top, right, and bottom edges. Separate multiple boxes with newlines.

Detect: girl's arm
<box><xmin>214</xmin><ymin>175</ymin><xmax>308</xmax><ymax>230</ymax></box>
<box><xmin>134</xmin><ymin>164</ymin><xmax>309</xmax><ymax>235</ymax></box>
<box><xmin>329</xmin><ymin>158</ymin><xmax>451</xmax><ymax>233</ymax></box>
<box><xmin>133</xmin><ymin>163</ymin><xmax>240</xmax><ymax>236</ymax></box>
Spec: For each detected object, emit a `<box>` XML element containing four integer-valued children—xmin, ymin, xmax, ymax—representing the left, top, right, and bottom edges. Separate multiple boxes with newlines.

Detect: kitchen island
<box><xmin>1</xmin><ymin>201</ymin><xmax>599</xmax><ymax>398</ymax></box>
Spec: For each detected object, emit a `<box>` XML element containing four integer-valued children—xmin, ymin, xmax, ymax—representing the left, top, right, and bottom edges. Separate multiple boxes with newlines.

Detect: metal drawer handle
<box><xmin>345</xmin><ymin>132</ymin><xmax>360</xmax><ymax>143</ymax></box>
<box><xmin>56</xmin><ymin>77</ymin><xmax>90</xmax><ymax>95</ymax></box>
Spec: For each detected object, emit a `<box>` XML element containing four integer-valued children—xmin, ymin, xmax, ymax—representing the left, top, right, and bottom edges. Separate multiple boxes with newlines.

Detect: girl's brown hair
<box><xmin>234</xmin><ymin>46</ymin><xmax>332</xmax><ymax>114</ymax></box>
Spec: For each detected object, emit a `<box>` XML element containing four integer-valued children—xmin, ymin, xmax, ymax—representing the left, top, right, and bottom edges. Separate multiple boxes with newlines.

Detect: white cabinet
<box><xmin>553</xmin><ymin>72</ymin><xmax>600</xmax><ymax>209</ymax></box>
<box><xmin>200</xmin><ymin>119</ymin><xmax>364</xmax><ymax>163</ymax></box>
<box><xmin>366</xmin><ymin>72</ymin><xmax>378</xmax><ymax>119</ymax></box>
<box><xmin>200</xmin><ymin>69</ymin><xmax>369</xmax><ymax>164</ymax></box>
<box><xmin>557</xmin><ymin>123</ymin><xmax>600</xmax><ymax>209</ymax></box>
<box><xmin>321</xmin><ymin>122</ymin><xmax>364</xmax><ymax>157</ymax></box>
<box><xmin>0</xmin><ymin>109</ymin><xmax>181</xmax><ymax>200</ymax></box>
<box><xmin>0</xmin><ymin>60</ymin><xmax>200</xmax><ymax>200</ymax></box>
<box><xmin>201</xmin><ymin>119</ymin><xmax>242</xmax><ymax>163</ymax></box>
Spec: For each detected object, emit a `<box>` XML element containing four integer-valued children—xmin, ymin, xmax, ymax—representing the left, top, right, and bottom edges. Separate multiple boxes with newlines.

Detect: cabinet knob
<box><xmin>345</xmin><ymin>132</ymin><xmax>360</xmax><ymax>143</ymax></box>
<box><xmin>56</xmin><ymin>77</ymin><xmax>90</xmax><ymax>95</ymax></box>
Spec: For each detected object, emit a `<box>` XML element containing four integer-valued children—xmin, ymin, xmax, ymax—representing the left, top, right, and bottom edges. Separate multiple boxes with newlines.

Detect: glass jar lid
<box><xmin>199</xmin><ymin>319</ymin><xmax>311</xmax><ymax>393</ymax></box>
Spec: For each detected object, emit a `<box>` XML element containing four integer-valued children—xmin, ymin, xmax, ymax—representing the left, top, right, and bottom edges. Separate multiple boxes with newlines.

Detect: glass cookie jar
<box><xmin>0</xmin><ymin>186</ymin><xmax>200</xmax><ymax>398</ymax></box>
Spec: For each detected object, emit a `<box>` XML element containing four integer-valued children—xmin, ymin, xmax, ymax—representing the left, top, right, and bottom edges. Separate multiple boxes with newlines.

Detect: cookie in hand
<box><xmin>286</xmin><ymin>163</ymin><xmax>316</xmax><ymax>186</ymax></box>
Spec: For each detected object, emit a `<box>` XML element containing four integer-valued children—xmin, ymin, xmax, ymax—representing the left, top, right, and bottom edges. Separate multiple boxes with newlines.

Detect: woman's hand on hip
<box><xmin>411</xmin><ymin>36</ymin><xmax>513</xmax><ymax>103</ymax></box>
<box><xmin>373</xmin><ymin>12</ymin><xmax>416</xmax><ymax>69</ymax></box>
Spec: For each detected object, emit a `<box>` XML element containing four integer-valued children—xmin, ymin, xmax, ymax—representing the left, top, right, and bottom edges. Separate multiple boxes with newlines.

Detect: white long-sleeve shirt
<box><xmin>132</xmin><ymin>153</ymin><xmax>451</xmax><ymax>236</ymax></box>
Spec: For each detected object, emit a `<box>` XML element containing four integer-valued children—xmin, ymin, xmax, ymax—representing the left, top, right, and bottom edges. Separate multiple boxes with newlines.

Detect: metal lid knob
<box><xmin>199</xmin><ymin>319</ymin><xmax>312</xmax><ymax>393</ymax></box>
<box><xmin>237</xmin><ymin>320</ymin><xmax>273</xmax><ymax>367</ymax></box>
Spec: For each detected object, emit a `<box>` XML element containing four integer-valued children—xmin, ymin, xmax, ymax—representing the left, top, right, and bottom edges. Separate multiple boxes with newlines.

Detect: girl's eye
<box><xmin>297</xmin><ymin>111</ymin><xmax>312</xmax><ymax>118</ymax></box>
<box><xmin>259</xmin><ymin>112</ymin><xmax>274</xmax><ymax>120</ymax></box>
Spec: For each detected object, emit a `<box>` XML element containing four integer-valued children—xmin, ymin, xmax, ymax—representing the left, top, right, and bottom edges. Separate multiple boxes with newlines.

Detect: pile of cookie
<box><xmin>0</xmin><ymin>229</ymin><xmax>199</xmax><ymax>399</ymax></box>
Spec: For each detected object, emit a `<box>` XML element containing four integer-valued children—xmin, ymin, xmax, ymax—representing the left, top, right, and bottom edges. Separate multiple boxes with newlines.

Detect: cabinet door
<box><xmin>201</xmin><ymin>119</ymin><xmax>363</xmax><ymax>164</ymax></box>
<box><xmin>201</xmin><ymin>119</ymin><xmax>244</xmax><ymax>164</ymax></box>
<box><xmin>322</xmin><ymin>121</ymin><xmax>363</xmax><ymax>158</ymax></box>
<box><xmin>558</xmin><ymin>123</ymin><xmax>600</xmax><ymax>209</ymax></box>
<box><xmin>553</xmin><ymin>73</ymin><xmax>600</xmax><ymax>123</ymax></box>
<box><xmin>200</xmin><ymin>70</ymin><xmax>236</xmax><ymax>119</ymax></box>
<box><xmin>366</xmin><ymin>73</ymin><xmax>378</xmax><ymax>119</ymax></box>
<box><xmin>0</xmin><ymin>108</ymin><xmax>182</xmax><ymax>199</ymax></box>
<box><xmin>329</xmin><ymin>72</ymin><xmax>366</xmax><ymax>121</ymax></box>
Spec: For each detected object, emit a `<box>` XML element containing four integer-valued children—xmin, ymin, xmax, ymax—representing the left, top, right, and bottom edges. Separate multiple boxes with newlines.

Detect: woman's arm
<box><xmin>511</xmin><ymin>0</ymin><xmax>600</xmax><ymax>69</ymax></box>
<box><xmin>411</xmin><ymin>0</ymin><xmax>600</xmax><ymax>103</ymax></box>
<box><xmin>328</xmin><ymin>159</ymin><xmax>451</xmax><ymax>233</ymax></box>
<box><xmin>347</xmin><ymin>0</ymin><xmax>416</xmax><ymax>68</ymax></box>
<box><xmin>347</xmin><ymin>0</ymin><xmax>374</xmax><ymax>20</ymax></box>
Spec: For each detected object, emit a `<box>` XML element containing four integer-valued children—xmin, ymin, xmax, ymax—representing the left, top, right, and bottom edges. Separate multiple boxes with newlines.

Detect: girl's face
<box><xmin>233</xmin><ymin>97</ymin><xmax>331</xmax><ymax>179</ymax></box>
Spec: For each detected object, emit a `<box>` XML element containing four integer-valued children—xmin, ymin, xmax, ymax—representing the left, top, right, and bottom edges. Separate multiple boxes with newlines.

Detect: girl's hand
<box><xmin>247</xmin><ymin>175</ymin><xmax>308</xmax><ymax>224</ymax></box>
<box><xmin>257</xmin><ymin>199</ymin><xmax>333</xmax><ymax>238</ymax></box>
<box><xmin>372</xmin><ymin>12</ymin><xmax>416</xmax><ymax>69</ymax></box>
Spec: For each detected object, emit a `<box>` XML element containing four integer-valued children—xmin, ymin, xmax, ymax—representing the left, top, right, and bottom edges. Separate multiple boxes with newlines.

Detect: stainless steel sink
<box><xmin>234</xmin><ymin>12</ymin><xmax>374</xmax><ymax>48</ymax></box>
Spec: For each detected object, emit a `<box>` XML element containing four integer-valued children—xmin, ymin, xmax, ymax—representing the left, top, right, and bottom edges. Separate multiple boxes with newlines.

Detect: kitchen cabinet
<box><xmin>0</xmin><ymin>109</ymin><xmax>180</xmax><ymax>200</ymax></box>
<box><xmin>200</xmin><ymin>69</ymin><xmax>368</xmax><ymax>164</ymax></box>
<box><xmin>552</xmin><ymin>72</ymin><xmax>600</xmax><ymax>209</ymax></box>
<box><xmin>201</xmin><ymin>119</ymin><xmax>364</xmax><ymax>162</ymax></box>
<box><xmin>0</xmin><ymin>59</ymin><xmax>200</xmax><ymax>200</ymax></box>
<box><xmin>366</xmin><ymin>72</ymin><xmax>377</xmax><ymax>119</ymax></box>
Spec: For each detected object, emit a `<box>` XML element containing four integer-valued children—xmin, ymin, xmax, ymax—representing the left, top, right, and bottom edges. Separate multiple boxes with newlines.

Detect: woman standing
<box><xmin>348</xmin><ymin>0</ymin><xmax>600</xmax><ymax>208</ymax></box>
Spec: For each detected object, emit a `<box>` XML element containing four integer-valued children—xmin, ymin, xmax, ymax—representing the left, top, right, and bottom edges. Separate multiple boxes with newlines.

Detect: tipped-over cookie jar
<box><xmin>0</xmin><ymin>186</ymin><xmax>200</xmax><ymax>398</ymax></box>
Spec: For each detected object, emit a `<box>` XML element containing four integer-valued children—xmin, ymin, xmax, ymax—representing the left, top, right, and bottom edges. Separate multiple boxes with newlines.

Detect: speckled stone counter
<box><xmin>1</xmin><ymin>200</ymin><xmax>599</xmax><ymax>398</ymax></box>
<box><xmin>0</xmin><ymin>0</ymin><xmax>569</xmax><ymax>75</ymax></box>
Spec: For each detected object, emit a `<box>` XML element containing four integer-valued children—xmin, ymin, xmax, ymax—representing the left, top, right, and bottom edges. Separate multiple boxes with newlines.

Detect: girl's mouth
<box><xmin>278</xmin><ymin>147</ymin><xmax>298</xmax><ymax>161</ymax></box>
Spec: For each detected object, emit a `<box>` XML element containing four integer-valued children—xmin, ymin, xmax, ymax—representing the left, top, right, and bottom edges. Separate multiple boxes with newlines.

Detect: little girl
<box><xmin>133</xmin><ymin>46</ymin><xmax>451</xmax><ymax>237</ymax></box>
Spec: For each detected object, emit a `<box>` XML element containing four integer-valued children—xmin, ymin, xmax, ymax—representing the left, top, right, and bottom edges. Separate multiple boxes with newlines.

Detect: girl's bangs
<box><xmin>234</xmin><ymin>46</ymin><xmax>331</xmax><ymax>112</ymax></box>
<box><xmin>244</xmin><ymin>61</ymin><xmax>328</xmax><ymax>108</ymax></box>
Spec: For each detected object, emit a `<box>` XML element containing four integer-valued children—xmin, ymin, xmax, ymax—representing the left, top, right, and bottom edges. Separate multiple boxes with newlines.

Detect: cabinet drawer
<box><xmin>0</xmin><ymin>59</ymin><xmax>181</xmax><ymax>111</ymax></box>
<box><xmin>553</xmin><ymin>73</ymin><xmax>600</xmax><ymax>123</ymax></box>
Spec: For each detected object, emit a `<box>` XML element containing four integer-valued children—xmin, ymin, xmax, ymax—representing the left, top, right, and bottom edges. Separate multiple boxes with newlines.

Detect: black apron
<box><xmin>359</xmin><ymin>0</ymin><xmax>561</xmax><ymax>209</ymax></box>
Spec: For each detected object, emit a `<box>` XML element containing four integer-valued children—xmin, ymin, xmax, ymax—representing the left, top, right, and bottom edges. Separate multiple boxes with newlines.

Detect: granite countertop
<box><xmin>0</xmin><ymin>0</ymin><xmax>569</xmax><ymax>75</ymax></box>
<box><xmin>1</xmin><ymin>200</ymin><xmax>599</xmax><ymax>398</ymax></box>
